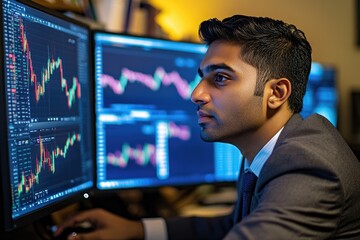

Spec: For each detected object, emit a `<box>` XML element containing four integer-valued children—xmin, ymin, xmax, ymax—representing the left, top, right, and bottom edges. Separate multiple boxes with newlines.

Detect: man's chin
<box><xmin>200</xmin><ymin>131</ymin><xmax>217</xmax><ymax>142</ymax></box>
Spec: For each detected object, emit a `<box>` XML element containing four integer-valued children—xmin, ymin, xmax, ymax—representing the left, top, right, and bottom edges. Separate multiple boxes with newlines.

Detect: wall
<box><xmin>148</xmin><ymin>0</ymin><xmax>360</xmax><ymax>143</ymax></box>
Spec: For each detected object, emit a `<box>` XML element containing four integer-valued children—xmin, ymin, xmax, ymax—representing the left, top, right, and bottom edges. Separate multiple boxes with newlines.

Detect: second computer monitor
<box><xmin>94</xmin><ymin>32</ymin><xmax>242</xmax><ymax>190</ymax></box>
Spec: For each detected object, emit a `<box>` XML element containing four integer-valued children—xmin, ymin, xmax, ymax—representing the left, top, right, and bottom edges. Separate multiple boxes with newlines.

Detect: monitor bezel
<box><xmin>0</xmin><ymin>0</ymin><xmax>96</xmax><ymax>231</ymax></box>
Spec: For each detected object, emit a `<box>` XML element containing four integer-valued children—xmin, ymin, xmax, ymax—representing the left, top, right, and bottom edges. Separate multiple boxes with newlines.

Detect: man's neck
<box><xmin>235</xmin><ymin>111</ymin><xmax>293</xmax><ymax>163</ymax></box>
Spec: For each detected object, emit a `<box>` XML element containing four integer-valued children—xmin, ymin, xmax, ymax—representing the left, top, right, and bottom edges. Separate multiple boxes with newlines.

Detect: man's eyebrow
<box><xmin>198</xmin><ymin>63</ymin><xmax>235</xmax><ymax>77</ymax></box>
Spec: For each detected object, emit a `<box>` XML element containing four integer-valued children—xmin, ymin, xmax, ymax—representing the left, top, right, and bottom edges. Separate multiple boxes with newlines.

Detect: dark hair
<box><xmin>198</xmin><ymin>15</ymin><xmax>312</xmax><ymax>113</ymax></box>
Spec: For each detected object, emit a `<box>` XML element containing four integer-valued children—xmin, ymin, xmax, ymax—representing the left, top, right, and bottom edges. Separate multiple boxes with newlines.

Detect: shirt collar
<box><xmin>244</xmin><ymin>127</ymin><xmax>284</xmax><ymax>177</ymax></box>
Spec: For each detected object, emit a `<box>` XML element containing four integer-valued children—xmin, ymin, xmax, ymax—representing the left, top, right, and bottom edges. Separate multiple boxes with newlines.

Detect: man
<box><xmin>55</xmin><ymin>15</ymin><xmax>360</xmax><ymax>239</ymax></box>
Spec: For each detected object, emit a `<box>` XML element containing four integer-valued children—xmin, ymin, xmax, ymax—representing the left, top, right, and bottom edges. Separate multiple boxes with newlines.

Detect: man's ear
<box><xmin>266</xmin><ymin>78</ymin><xmax>291</xmax><ymax>109</ymax></box>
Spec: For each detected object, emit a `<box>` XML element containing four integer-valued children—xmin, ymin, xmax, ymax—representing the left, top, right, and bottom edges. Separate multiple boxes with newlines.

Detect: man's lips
<box><xmin>197</xmin><ymin>110</ymin><xmax>214</xmax><ymax>124</ymax></box>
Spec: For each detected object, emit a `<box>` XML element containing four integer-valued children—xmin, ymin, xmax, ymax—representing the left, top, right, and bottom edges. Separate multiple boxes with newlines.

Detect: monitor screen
<box><xmin>0</xmin><ymin>0</ymin><xmax>94</xmax><ymax>231</ymax></box>
<box><xmin>94</xmin><ymin>32</ymin><xmax>242</xmax><ymax>191</ymax></box>
<box><xmin>301</xmin><ymin>62</ymin><xmax>338</xmax><ymax>127</ymax></box>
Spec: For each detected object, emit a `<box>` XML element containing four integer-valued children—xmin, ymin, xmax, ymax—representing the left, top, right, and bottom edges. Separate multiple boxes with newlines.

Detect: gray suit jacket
<box><xmin>165</xmin><ymin>114</ymin><xmax>360</xmax><ymax>240</ymax></box>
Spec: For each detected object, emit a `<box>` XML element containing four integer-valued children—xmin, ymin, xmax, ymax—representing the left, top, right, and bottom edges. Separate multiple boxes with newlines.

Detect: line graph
<box><xmin>107</xmin><ymin>143</ymin><xmax>156</xmax><ymax>168</ymax></box>
<box><xmin>103</xmin><ymin>121</ymin><xmax>191</xmax><ymax>171</ymax></box>
<box><xmin>101</xmin><ymin>67</ymin><xmax>201</xmax><ymax>99</ymax></box>
<box><xmin>20</xmin><ymin>20</ymin><xmax>81</xmax><ymax>109</ymax></box>
<box><xmin>17</xmin><ymin>132</ymin><xmax>81</xmax><ymax>195</ymax></box>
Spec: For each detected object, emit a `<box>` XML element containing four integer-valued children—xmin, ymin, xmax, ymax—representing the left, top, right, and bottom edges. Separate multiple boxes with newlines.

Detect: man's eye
<box><xmin>214</xmin><ymin>74</ymin><xmax>228</xmax><ymax>84</ymax></box>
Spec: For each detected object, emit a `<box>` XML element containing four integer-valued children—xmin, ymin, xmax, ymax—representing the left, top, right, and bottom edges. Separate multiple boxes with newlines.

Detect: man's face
<box><xmin>191</xmin><ymin>40</ymin><xmax>266</xmax><ymax>144</ymax></box>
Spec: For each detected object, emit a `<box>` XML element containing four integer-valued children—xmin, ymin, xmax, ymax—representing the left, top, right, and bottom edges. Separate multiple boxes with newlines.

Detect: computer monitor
<box><xmin>301</xmin><ymin>62</ymin><xmax>338</xmax><ymax>127</ymax></box>
<box><xmin>0</xmin><ymin>0</ymin><xmax>94</xmax><ymax>231</ymax></box>
<box><xmin>93</xmin><ymin>32</ymin><xmax>242</xmax><ymax>191</ymax></box>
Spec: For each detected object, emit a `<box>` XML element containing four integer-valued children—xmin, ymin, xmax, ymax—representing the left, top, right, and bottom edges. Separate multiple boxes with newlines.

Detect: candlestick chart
<box><xmin>15</xmin><ymin>131</ymin><xmax>82</xmax><ymax>205</ymax></box>
<box><xmin>104</xmin><ymin>123</ymin><xmax>158</xmax><ymax>179</ymax></box>
<box><xmin>19</xmin><ymin>19</ymin><xmax>81</xmax><ymax>118</ymax></box>
<box><xmin>98</xmin><ymin>45</ymin><xmax>202</xmax><ymax>111</ymax></box>
<box><xmin>107</xmin><ymin>143</ymin><xmax>156</xmax><ymax>169</ymax></box>
<box><xmin>101</xmin><ymin>67</ymin><xmax>199</xmax><ymax>99</ymax></box>
<box><xmin>106</xmin><ymin>121</ymin><xmax>190</xmax><ymax>168</ymax></box>
<box><xmin>101</xmin><ymin>118</ymin><xmax>214</xmax><ymax>183</ymax></box>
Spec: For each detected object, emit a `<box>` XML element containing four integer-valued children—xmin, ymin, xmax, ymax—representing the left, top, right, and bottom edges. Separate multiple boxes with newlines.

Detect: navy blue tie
<box><xmin>241</xmin><ymin>171</ymin><xmax>257</xmax><ymax>219</ymax></box>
